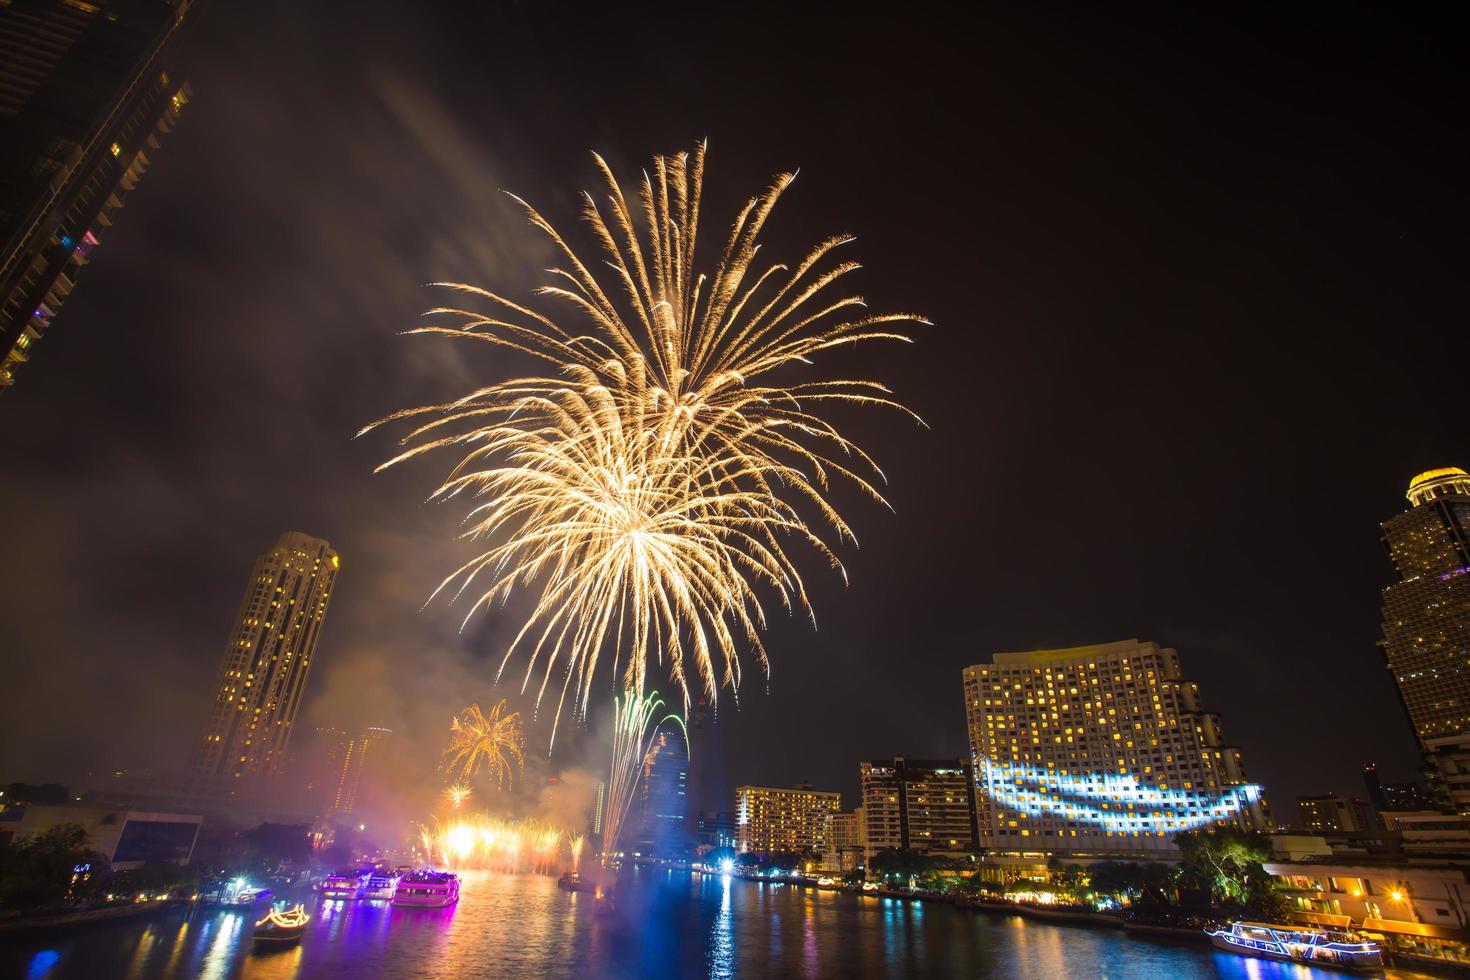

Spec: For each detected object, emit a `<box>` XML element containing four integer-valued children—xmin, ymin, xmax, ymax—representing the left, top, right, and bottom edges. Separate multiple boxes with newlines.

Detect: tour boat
<box><xmin>1206</xmin><ymin>921</ymin><xmax>1383</xmax><ymax>971</ymax></box>
<box><xmin>391</xmin><ymin>870</ymin><xmax>460</xmax><ymax>908</ymax></box>
<box><xmin>361</xmin><ymin>870</ymin><xmax>401</xmax><ymax>901</ymax></box>
<box><xmin>321</xmin><ymin>868</ymin><xmax>371</xmax><ymax>901</ymax></box>
<box><xmin>253</xmin><ymin>904</ymin><xmax>310</xmax><ymax>945</ymax></box>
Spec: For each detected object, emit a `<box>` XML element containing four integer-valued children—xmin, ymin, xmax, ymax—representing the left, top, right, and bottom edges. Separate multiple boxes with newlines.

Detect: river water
<box><xmin>0</xmin><ymin>868</ymin><xmax>1438</xmax><ymax>979</ymax></box>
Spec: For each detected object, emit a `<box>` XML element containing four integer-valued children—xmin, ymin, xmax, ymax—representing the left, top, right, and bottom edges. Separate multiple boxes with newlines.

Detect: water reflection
<box><xmin>0</xmin><ymin>870</ymin><xmax>1440</xmax><ymax>979</ymax></box>
<box><xmin>707</xmin><ymin>873</ymin><xmax>733</xmax><ymax>979</ymax></box>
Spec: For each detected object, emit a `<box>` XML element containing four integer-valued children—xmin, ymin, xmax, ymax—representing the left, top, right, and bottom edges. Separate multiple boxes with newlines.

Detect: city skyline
<box><xmin>0</xmin><ymin>0</ymin><xmax>1464</xmax><ymax>818</ymax></box>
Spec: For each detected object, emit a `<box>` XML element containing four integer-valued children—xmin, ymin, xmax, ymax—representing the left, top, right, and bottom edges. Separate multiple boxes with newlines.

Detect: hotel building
<box><xmin>1379</xmin><ymin>468</ymin><xmax>1470</xmax><ymax>811</ymax></box>
<box><xmin>189</xmin><ymin>533</ymin><xmax>339</xmax><ymax>786</ymax></box>
<box><xmin>735</xmin><ymin>784</ymin><xmax>841</xmax><ymax>855</ymax></box>
<box><xmin>963</xmin><ymin>638</ymin><xmax>1268</xmax><ymax>858</ymax></box>
<box><xmin>859</xmin><ymin>757</ymin><xmax>978</xmax><ymax>857</ymax></box>
<box><xmin>0</xmin><ymin>0</ymin><xmax>196</xmax><ymax>389</ymax></box>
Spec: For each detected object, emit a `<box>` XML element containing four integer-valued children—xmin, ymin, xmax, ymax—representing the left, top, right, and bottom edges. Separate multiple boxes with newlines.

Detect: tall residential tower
<box><xmin>0</xmin><ymin>0</ymin><xmax>195</xmax><ymax>389</ymax></box>
<box><xmin>190</xmin><ymin>532</ymin><xmax>339</xmax><ymax>788</ymax></box>
<box><xmin>1380</xmin><ymin>467</ymin><xmax>1470</xmax><ymax>810</ymax></box>
<box><xmin>963</xmin><ymin>639</ymin><xmax>1267</xmax><ymax>858</ymax></box>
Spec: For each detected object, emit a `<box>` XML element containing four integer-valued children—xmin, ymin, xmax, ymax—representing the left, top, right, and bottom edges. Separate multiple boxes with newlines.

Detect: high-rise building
<box><xmin>735</xmin><ymin>783</ymin><xmax>841</xmax><ymax>855</ymax></box>
<box><xmin>0</xmin><ymin>0</ymin><xmax>196</xmax><ymax>389</ymax></box>
<box><xmin>631</xmin><ymin>725</ymin><xmax>688</xmax><ymax>857</ymax></box>
<box><xmin>859</xmin><ymin>757</ymin><xmax>978</xmax><ymax>858</ymax></box>
<box><xmin>1379</xmin><ymin>468</ymin><xmax>1470</xmax><ymax>810</ymax></box>
<box><xmin>963</xmin><ymin>639</ymin><xmax>1268</xmax><ymax>858</ymax></box>
<box><xmin>592</xmin><ymin>780</ymin><xmax>606</xmax><ymax>837</ymax></box>
<box><xmin>190</xmin><ymin>532</ymin><xmax>340</xmax><ymax>787</ymax></box>
<box><xmin>1297</xmin><ymin>793</ymin><xmax>1372</xmax><ymax>834</ymax></box>
<box><xmin>326</xmin><ymin>726</ymin><xmax>390</xmax><ymax>816</ymax></box>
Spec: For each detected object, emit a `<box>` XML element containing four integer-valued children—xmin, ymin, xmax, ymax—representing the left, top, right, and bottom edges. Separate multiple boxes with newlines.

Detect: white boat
<box><xmin>391</xmin><ymin>870</ymin><xmax>460</xmax><ymax>908</ymax></box>
<box><xmin>321</xmin><ymin>868</ymin><xmax>370</xmax><ymax>901</ymax></box>
<box><xmin>361</xmin><ymin>870</ymin><xmax>401</xmax><ymax>901</ymax></box>
<box><xmin>1207</xmin><ymin>921</ymin><xmax>1383</xmax><ymax>971</ymax></box>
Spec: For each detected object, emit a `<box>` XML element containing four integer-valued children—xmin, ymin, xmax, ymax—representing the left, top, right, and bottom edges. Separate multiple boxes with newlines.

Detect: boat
<box><xmin>557</xmin><ymin>872</ymin><xmax>596</xmax><ymax>893</ymax></box>
<box><xmin>1206</xmin><ymin>921</ymin><xmax>1383</xmax><ymax>971</ymax></box>
<box><xmin>253</xmin><ymin>904</ymin><xmax>310</xmax><ymax>946</ymax></box>
<box><xmin>361</xmin><ymin>870</ymin><xmax>401</xmax><ymax>901</ymax></box>
<box><xmin>321</xmin><ymin>868</ymin><xmax>371</xmax><ymax>901</ymax></box>
<box><xmin>391</xmin><ymin>870</ymin><xmax>460</xmax><ymax>908</ymax></box>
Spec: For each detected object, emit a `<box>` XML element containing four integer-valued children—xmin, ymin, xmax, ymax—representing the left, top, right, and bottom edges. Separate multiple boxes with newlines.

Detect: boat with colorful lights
<box><xmin>253</xmin><ymin>904</ymin><xmax>310</xmax><ymax>946</ymax></box>
<box><xmin>321</xmin><ymin>868</ymin><xmax>371</xmax><ymax>900</ymax></box>
<box><xmin>391</xmin><ymin>870</ymin><xmax>460</xmax><ymax>908</ymax></box>
<box><xmin>361</xmin><ymin>869</ymin><xmax>401</xmax><ymax>901</ymax></box>
<box><xmin>1206</xmin><ymin>921</ymin><xmax>1383</xmax><ymax>971</ymax></box>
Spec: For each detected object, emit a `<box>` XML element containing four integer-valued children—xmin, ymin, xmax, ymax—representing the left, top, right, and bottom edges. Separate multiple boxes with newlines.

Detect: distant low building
<box><xmin>0</xmin><ymin>804</ymin><xmax>201</xmax><ymax>870</ymax></box>
<box><xmin>735</xmin><ymin>784</ymin><xmax>840</xmax><ymax>855</ymax></box>
<box><xmin>1298</xmin><ymin>794</ymin><xmax>1373</xmax><ymax>833</ymax></box>
<box><xmin>695</xmin><ymin>810</ymin><xmax>738</xmax><ymax>852</ymax></box>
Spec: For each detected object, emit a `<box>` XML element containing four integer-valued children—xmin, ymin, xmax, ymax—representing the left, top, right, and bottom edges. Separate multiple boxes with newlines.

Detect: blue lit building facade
<box><xmin>963</xmin><ymin>639</ymin><xmax>1268</xmax><ymax>857</ymax></box>
<box><xmin>631</xmin><ymin>725</ymin><xmax>688</xmax><ymax>858</ymax></box>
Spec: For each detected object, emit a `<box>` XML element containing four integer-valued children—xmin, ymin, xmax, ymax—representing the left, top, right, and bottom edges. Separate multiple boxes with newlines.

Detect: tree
<box><xmin>1090</xmin><ymin>861</ymin><xmax>1175</xmax><ymax>904</ymax></box>
<box><xmin>0</xmin><ymin>824</ymin><xmax>105</xmax><ymax>910</ymax></box>
<box><xmin>1174</xmin><ymin>828</ymin><xmax>1276</xmax><ymax>910</ymax></box>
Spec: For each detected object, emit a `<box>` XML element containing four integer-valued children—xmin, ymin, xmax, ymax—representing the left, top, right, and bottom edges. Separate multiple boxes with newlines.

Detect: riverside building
<box><xmin>735</xmin><ymin>784</ymin><xmax>840</xmax><ymax>855</ymax></box>
<box><xmin>1379</xmin><ymin>467</ymin><xmax>1470</xmax><ymax>811</ymax></box>
<box><xmin>963</xmin><ymin>638</ymin><xmax>1268</xmax><ymax>858</ymax></box>
<box><xmin>859</xmin><ymin>757</ymin><xmax>978</xmax><ymax>858</ymax></box>
<box><xmin>189</xmin><ymin>533</ymin><xmax>340</xmax><ymax>788</ymax></box>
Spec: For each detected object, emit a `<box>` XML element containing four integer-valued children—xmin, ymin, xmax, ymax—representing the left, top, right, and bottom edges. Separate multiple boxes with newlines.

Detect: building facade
<box><xmin>1298</xmin><ymin>793</ymin><xmax>1373</xmax><ymax>834</ymax></box>
<box><xmin>859</xmin><ymin>757</ymin><xmax>978</xmax><ymax>857</ymax></box>
<box><xmin>0</xmin><ymin>0</ymin><xmax>195</xmax><ymax>389</ymax></box>
<box><xmin>735</xmin><ymin>784</ymin><xmax>841</xmax><ymax>855</ymax></box>
<box><xmin>631</xmin><ymin>725</ymin><xmax>689</xmax><ymax>858</ymax></box>
<box><xmin>189</xmin><ymin>533</ymin><xmax>339</xmax><ymax>786</ymax></box>
<box><xmin>325</xmin><ymin>726</ymin><xmax>391</xmax><ymax>816</ymax></box>
<box><xmin>0</xmin><ymin>804</ymin><xmax>201</xmax><ymax>870</ymax></box>
<box><xmin>1380</xmin><ymin>468</ymin><xmax>1470</xmax><ymax>811</ymax></box>
<box><xmin>963</xmin><ymin>639</ymin><xmax>1268</xmax><ymax>857</ymax></box>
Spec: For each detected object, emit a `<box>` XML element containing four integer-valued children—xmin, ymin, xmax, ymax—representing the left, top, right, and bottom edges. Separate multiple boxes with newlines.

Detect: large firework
<box><xmin>602</xmin><ymin>688</ymin><xmax>686</xmax><ymax>864</ymax></box>
<box><xmin>365</xmin><ymin>144</ymin><xmax>922</xmax><ymax>725</ymax></box>
<box><xmin>443</xmin><ymin>700</ymin><xmax>526</xmax><ymax>790</ymax></box>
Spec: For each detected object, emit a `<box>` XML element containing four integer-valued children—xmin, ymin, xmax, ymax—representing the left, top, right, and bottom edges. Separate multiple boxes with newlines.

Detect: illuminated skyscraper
<box><xmin>190</xmin><ymin>533</ymin><xmax>340</xmax><ymax>786</ymax></box>
<box><xmin>859</xmin><ymin>757</ymin><xmax>978</xmax><ymax>858</ymax></box>
<box><xmin>735</xmin><ymin>783</ymin><xmax>841</xmax><ymax>855</ymax></box>
<box><xmin>324</xmin><ymin>726</ymin><xmax>391</xmax><ymax>816</ymax></box>
<box><xmin>963</xmin><ymin>639</ymin><xmax>1267</xmax><ymax>857</ymax></box>
<box><xmin>0</xmin><ymin>0</ymin><xmax>195</xmax><ymax>389</ymax></box>
<box><xmin>630</xmin><ymin>725</ymin><xmax>688</xmax><ymax>857</ymax></box>
<box><xmin>1380</xmin><ymin>467</ymin><xmax>1470</xmax><ymax>809</ymax></box>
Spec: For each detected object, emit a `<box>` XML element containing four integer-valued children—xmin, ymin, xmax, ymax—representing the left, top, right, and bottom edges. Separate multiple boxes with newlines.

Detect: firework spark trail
<box><xmin>443</xmin><ymin>700</ymin><xmax>526</xmax><ymax>789</ymax></box>
<box><xmin>364</xmin><ymin>144</ymin><xmax>923</xmax><ymax>731</ymax></box>
<box><xmin>602</xmin><ymin>688</ymin><xmax>687</xmax><ymax>865</ymax></box>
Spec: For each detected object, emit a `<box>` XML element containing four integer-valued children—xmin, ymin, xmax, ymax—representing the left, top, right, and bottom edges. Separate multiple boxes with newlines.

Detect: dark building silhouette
<box><xmin>0</xmin><ymin>0</ymin><xmax>195</xmax><ymax>389</ymax></box>
<box><xmin>1379</xmin><ymin>468</ymin><xmax>1470</xmax><ymax>811</ymax></box>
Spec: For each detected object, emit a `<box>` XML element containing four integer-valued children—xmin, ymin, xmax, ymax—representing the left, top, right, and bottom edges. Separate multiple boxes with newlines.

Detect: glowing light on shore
<box><xmin>363</xmin><ymin>143</ymin><xmax>923</xmax><ymax>731</ymax></box>
<box><xmin>443</xmin><ymin>700</ymin><xmax>525</xmax><ymax>790</ymax></box>
<box><xmin>603</xmin><ymin>689</ymin><xmax>687</xmax><ymax>863</ymax></box>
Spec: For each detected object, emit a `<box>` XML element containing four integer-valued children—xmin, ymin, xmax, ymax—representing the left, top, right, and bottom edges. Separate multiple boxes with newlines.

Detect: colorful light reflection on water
<box><xmin>1</xmin><ymin>870</ymin><xmax>1440</xmax><ymax>979</ymax></box>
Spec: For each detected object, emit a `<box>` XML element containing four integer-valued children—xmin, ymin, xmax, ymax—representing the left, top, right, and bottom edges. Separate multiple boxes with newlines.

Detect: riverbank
<box><xmin>0</xmin><ymin>899</ymin><xmax>187</xmax><ymax>938</ymax></box>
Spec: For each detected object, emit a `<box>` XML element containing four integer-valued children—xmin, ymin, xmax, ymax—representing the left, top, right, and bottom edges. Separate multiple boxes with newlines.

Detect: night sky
<box><xmin>0</xmin><ymin>1</ymin><xmax>1465</xmax><ymax>820</ymax></box>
